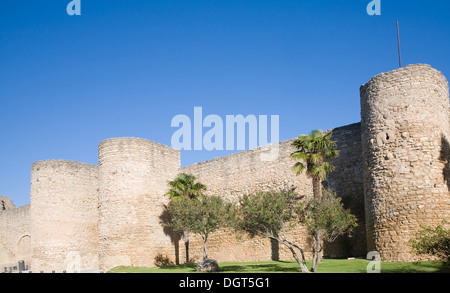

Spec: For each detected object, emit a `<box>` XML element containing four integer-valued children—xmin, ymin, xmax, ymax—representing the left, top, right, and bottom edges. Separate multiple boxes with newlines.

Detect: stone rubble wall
<box><xmin>361</xmin><ymin>64</ymin><xmax>450</xmax><ymax>261</ymax></box>
<box><xmin>30</xmin><ymin>160</ymin><xmax>99</xmax><ymax>272</ymax></box>
<box><xmin>0</xmin><ymin>203</ymin><xmax>30</xmax><ymax>270</ymax></box>
<box><xmin>180</xmin><ymin>139</ymin><xmax>314</xmax><ymax>263</ymax></box>
<box><xmin>179</xmin><ymin>123</ymin><xmax>366</xmax><ymax>263</ymax></box>
<box><xmin>98</xmin><ymin>137</ymin><xmax>180</xmax><ymax>271</ymax></box>
<box><xmin>1</xmin><ymin>64</ymin><xmax>449</xmax><ymax>270</ymax></box>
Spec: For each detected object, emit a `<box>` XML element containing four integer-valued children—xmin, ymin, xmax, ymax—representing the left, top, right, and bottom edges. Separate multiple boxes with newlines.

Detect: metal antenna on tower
<box><xmin>396</xmin><ymin>20</ymin><xmax>402</xmax><ymax>68</ymax></box>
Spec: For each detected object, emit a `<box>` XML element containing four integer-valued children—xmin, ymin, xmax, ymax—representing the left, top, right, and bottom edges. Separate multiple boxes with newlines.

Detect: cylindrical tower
<box><xmin>361</xmin><ymin>64</ymin><xmax>450</xmax><ymax>261</ymax></box>
<box><xmin>98</xmin><ymin>137</ymin><xmax>180</xmax><ymax>271</ymax></box>
<box><xmin>30</xmin><ymin>160</ymin><xmax>99</xmax><ymax>272</ymax></box>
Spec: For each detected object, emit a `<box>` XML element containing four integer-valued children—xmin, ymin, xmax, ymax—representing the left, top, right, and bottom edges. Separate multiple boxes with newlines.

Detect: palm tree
<box><xmin>290</xmin><ymin>129</ymin><xmax>339</xmax><ymax>199</ymax></box>
<box><xmin>166</xmin><ymin>173</ymin><xmax>206</xmax><ymax>264</ymax></box>
<box><xmin>167</xmin><ymin>173</ymin><xmax>206</xmax><ymax>200</ymax></box>
<box><xmin>290</xmin><ymin>129</ymin><xmax>339</xmax><ymax>271</ymax></box>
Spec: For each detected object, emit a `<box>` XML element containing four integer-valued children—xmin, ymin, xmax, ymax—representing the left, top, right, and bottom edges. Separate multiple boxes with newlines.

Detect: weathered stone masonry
<box><xmin>361</xmin><ymin>64</ymin><xmax>450</xmax><ymax>261</ymax></box>
<box><xmin>98</xmin><ymin>138</ymin><xmax>180</xmax><ymax>270</ymax></box>
<box><xmin>0</xmin><ymin>64</ymin><xmax>448</xmax><ymax>271</ymax></box>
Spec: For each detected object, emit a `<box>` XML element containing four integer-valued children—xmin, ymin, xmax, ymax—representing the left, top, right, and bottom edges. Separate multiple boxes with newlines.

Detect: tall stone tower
<box><xmin>30</xmin><ymin>160</ymin><xmax>99</xmax><ymax>272</ymax></box>
<box><xmin>98</xmin><ymin>137</ymin><xmax>180</xmax><ymax>271</ymax></box>
<box><xmin>360</xmin><ymin>64</ymin><xmax>450</xmax><ymax>261</ymax></box>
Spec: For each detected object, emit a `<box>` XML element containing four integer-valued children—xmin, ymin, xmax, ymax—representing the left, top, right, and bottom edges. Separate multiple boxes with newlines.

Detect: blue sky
<box><xmin>1</xmin><ymin>0</ymin><xmax>449</xmax><ymax>207</ymax></box>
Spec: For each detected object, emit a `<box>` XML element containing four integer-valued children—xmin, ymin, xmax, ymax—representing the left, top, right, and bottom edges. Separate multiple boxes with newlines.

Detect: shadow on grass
<box><xmin>110</xmin><ymin>259</ymin><xmax>450</xmax><ymax>273</ymax></box>
<box><xmin>381</xmin><ymin>261</ymin><xmax>450</xmax><ymax>273</ymax></box>
<box><xmin>158</xmin><ymin>263</ymin><xmax>197</xmax><ymax>271</ymax></box>
<box><xmin>220</xmin><ymin>261</ymin><xmax>300</xmax><ymax>273</ymax></box>
<box><xmin>157</xmin><ymin>260</ymin><xmax>301</xmax><ymax>273</ymax></box>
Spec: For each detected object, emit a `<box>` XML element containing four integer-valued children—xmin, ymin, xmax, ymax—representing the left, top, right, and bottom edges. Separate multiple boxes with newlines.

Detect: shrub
<box><xmin>154</xmin><ymin>253</ymin><xmax>175</xmax><ymax>267</ymax></box>
<box><xmin>408</xmin><ymin>221</ymin><xmax>450</xmax><ymax>264</ymax></box>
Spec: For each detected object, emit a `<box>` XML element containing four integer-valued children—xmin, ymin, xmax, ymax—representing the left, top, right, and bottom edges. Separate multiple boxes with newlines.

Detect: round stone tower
<box><xmin>30</xmin><ymin>160</ymin><xmax>99</xmax><ymax>272</ymax></box>
<box><xmin>98</xmin><ymin>137</ymin><xmax>180</xmax><ymax>271</ymax></box>
<box><xmin>360</xmin><ymin>64</ymin><xmax>450</xmax><ymax>261</ymax></box>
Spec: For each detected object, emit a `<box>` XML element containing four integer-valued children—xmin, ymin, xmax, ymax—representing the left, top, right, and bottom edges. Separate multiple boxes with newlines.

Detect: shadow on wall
<box><xmin>159</xmin><ymin>205</ymin><xmax>182</xmax><ymax>265</ymax></box>
<box><xmin>440</xmin><ymin>134</ymin><xmax>450</xmax><ymax>192</ymax></box>
<box><xmin>159</xmin><ymin>203</ymin><xmax>284</xmax><ymax>264</ymax></box>
<box><xmin>271</xmin><ymin>238</ymin><xmax>279</xmax><ymax>261</ymax></box>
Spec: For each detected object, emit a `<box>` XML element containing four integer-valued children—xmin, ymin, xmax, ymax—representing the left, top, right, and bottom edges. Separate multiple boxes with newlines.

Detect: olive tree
<box><xmin>165</xmin><ymin>194</ymin><xmax>231</xmax><ymax>261</ymax></box>
<box><xmin>296</xmin><ymin>189</ymin><xmax>358</xmax><ymax>272</ymax></box>
<box><xmin>232</xmin><ymin>189</ymin><xmax>357</xmax><ymax>273</ymax></box>
<box><xmin>232</xmin><ymin>190</ymin><xmax>309</xmax><ymax>272</ymax></box>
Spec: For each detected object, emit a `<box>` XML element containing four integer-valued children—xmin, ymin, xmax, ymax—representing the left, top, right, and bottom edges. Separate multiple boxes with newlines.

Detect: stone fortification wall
<box><xmin>0</xmin><ymin>200</ymin><xmax>30</xmax><ymax>270</ymax></box>
<box><xmin>324</xmin><ymin>123</ymin><xmax>366</xmax><ymax>258</ymax></box>
<box><xmin>30</xmin><ymin>160</ymin><xmax>99</xmax><ymax>272</ymax></box>
<box><xmin>98</xmin><ymin>137</ymin><xmax>180</xmax><ymax>271</ymax></box>
<box><xmin>179</xmin><ymin>123</ymin><xmax>365</xmax><ymax>263</ymax></box>
<box><xmin>2</xmin><ymin>63</ymin><xmax>449</xmax><ymax>270</ymax></box>
<box><xmin>180</xmin><ymin>139</ymin><xmax>313</xmax><ymax>263</ymax></box>
<box><xmin>360</xmin><ymin>64</ymin><xmax>450</xmax><ymax>261</ymax></box>
<box><xmin>1</xmin><ymin>196</ymin><xmax>15</xmax><ymax>211</ymax></box>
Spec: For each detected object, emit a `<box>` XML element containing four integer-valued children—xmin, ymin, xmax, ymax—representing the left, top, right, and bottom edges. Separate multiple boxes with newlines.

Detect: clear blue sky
<box><xmin>1</xmin><ymin>0</ymin><xmax>449</xmax><ymax>207</ymax></box>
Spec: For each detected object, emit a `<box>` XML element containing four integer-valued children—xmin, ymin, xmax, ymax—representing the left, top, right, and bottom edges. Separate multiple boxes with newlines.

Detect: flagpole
<box><xmin>396</xmin><ymin>20</ymin><xmax>402</xmax><ymax>68</ymax></box>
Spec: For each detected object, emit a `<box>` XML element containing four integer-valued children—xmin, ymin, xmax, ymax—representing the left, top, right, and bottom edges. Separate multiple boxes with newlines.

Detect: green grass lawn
<box><xmin>108</xmin><ymin>258</ymin><xmax>449</xmax><ymax>273</ymax></box>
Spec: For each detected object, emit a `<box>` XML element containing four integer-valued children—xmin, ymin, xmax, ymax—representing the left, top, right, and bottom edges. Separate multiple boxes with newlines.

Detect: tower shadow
<box><xmin>440</xmin><ymin>134</ymin><xmax>450</xmax><ymax>191</ymax></box>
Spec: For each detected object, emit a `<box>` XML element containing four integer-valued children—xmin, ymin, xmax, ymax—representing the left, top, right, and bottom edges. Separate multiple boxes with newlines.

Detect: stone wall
<box><xmin>1</xmin><ymin>63</ymin><xmax>449</xmax><ymax>270</ymax></box>
<box><xmin>178</xmin><ymin>123</ymin><xmax>366</xmax><ymax>263</ymax></box>
<box><xmin>361</xmin><ymin>64</ymin><xmax>450</xmax><ymax>261</ymax></box>
<box><xmin>1</xmin><ymin>196</ymin><xmax>15</xmax><ymax>211</ymax></box>
<box><xmin>98</xmin><ymin>137</ymin><xmax>180</xmax><ymax>271</ymax></box>
<box><xmin>179</xmin><ymin>139</ymin><xmax>314</xmax><ymax>263</ymax></box>
<box><xmin>324</xmin><ymin>123</ymin><xmax>366</xmax><ymax>258</ymax></box>
<box><xmin>0</xmin><ymin>201</ymin><xmax>30</xmax><ymax>270</ymax></box>
<box><xmin>30</xmin><ymin>160</ymin><xmax>99</xmax><ymax>272</ymax></box>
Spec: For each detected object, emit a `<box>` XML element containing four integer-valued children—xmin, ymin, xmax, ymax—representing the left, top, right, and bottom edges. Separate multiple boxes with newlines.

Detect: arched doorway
<box><xmin>16</xmin><ymin>235</ymin><xmax>31</xmax><ymax>269</ymax></box>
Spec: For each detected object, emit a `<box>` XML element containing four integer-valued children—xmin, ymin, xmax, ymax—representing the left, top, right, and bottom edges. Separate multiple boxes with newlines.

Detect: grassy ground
<box><xmin>108</xmin><ymin>258</ymin><xmax>450</xmax><ymax>273</ymax></box>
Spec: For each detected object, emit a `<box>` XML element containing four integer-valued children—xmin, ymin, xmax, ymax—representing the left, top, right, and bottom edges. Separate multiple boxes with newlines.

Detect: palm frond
<box><xmin>290</xmin><ymin>151</ymin><xmax>309</xmax><ymax>161</ymax></box>
<box><xmin>292</xmin><ymin>162</ymin><xmax>305</xmax><ymax>175</ymax></box>
<box><xmin>309</xmin><ymin>153</ymin><xmax>324</xmax><ymax>165</ymax></box>
<box><xmin>322</xmin><ymin>161</ymin><xmax>335</xmax><ymax>174</ymax></box>
<box><xmin>166</xmin><ymin>173</ymin><xmax>207</xmax><ymax>199</ymax></box>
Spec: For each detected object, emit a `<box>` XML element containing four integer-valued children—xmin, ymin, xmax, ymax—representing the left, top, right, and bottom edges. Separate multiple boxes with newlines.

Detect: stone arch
<box><xmin>16</xmin><ymin>234</ymin><xmax>31</xmax><ymax>264</ymax></box>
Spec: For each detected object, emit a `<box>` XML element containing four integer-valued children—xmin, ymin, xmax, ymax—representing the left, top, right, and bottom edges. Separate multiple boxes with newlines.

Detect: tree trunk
<box><xmin>318</xmin><ymin>244</ymin><xmax>323</xmax><ymax>264</ymax></box>
<box><xmin>311</xmin><ymin>232</ymin><xmax>321</xmax><ymax>272</ymax></box>
<box><xmin>312</xmin><ymin>177</ymin><xmax>322</xmax><ymax>199</ymax></box>
<box><xmin>272</xmin><ymin>237</ymin><xmax>309</xmax><ymax>273</ymax></box>
<box><xmin>312</xmin><ymin>178</ymin><xmax>322</xmax><ymax>269</ymax></box>
<box><xmin>283</xmin><ymin>239</ymin><xmax>308</xmax><ymax>268</ymax></box>
<box><xmin>311</xmin><ymin>234</ymin><xmax>317</xmax><ymax>272</ymax></box>
<box><xmin>183</xmin><ymin>230</ymin><xmax>190</xmax><ymax>264</ymax></box>
<box><xmin>202</xmin><ymin>234</ymin><xmax>209</xmax><ymax>261</ymax></box>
